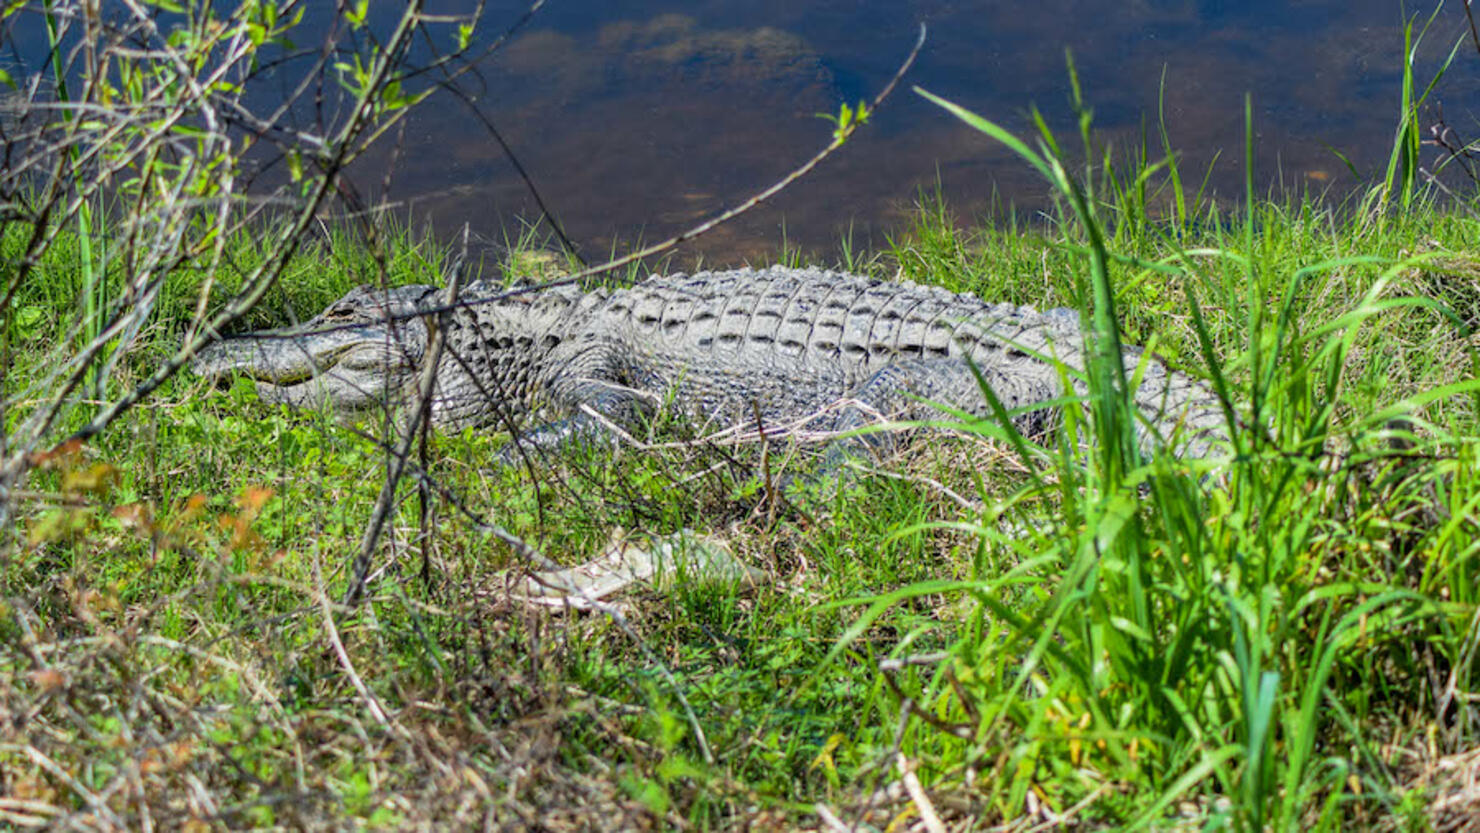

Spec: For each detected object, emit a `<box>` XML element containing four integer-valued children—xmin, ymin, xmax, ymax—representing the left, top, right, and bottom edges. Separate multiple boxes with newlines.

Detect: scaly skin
<box><xmin>193</xmin><ymin>266</ymin><xmax>1227</xmax><ymax>458</ymax></box>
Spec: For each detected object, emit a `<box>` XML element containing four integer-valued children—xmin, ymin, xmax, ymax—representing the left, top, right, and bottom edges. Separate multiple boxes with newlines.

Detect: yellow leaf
<box><xmin>62</xmin><ymin>462</ymin><xmax>117</xmax><ymax>495</ymax></box>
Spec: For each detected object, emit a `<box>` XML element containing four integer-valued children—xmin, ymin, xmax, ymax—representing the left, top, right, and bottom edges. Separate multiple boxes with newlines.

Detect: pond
<box><xmin>20</xmin><ymin>2</ymin><xmax>1480</xmax><ymax>263</ymax></box>
<box><xmin>393</xmin><ymin>1</ymin><xmax>1479</xmax><ymax>264</ymax></box>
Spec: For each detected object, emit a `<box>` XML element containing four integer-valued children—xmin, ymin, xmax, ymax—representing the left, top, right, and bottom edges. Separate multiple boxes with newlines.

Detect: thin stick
<box><xmin>814</xmin><ymin>803</ymin><xmax>854</xmax><ymax>833</ymax></box>
<box><xmin>898</xmin><ymin>753</ymin><xmax>947</xmax><ymax>833</ymax></box>
<box><xmin>340</xmin><ymin>423</ymin><xmax>560</xmax><ymax>570</ymax></box>
<box><xmin>25</xmin><ymin>745</ymin><xmax>127</xmax><ymax>830</ymax></box>
<box><xmin>347</xmin><ymin>243</ymin><xmax>466</xmax><ymax>604</ymax></box>
<box><xmin>1465</xmin><ymin>0</ymin><xmax>1480</xmax><ymax>56</ymax></box>
<box><xmin>482</xmin><ymin>22</ymin><xmax>925</xmax><ymax>293</ymax></box>
<box><xmin>316</xmin><ymin>546</ymin><xmax>395</xmax><ymax>731</ymax></box>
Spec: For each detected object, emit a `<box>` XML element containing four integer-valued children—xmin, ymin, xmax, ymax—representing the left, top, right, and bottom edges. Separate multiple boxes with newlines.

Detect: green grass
<box><xmin>5</xmin><ymin>86</ymin><xmax>1480</xmax><ymax>832</ymax></box>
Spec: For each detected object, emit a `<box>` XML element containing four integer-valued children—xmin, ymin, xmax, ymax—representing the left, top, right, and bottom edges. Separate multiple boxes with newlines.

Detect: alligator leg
<box><xmin>820</xmin><ymin>357</ymin><xmax>1062</xmax><ymax>470</ymax></box>
<box><xmin>510</xmin><ymin>529</ymin><xmax>767</xmax><ymax>609</ymax></box>
<box><xmin>501</xmin><ymin>393</ymin><xmax>649</xmax><ymax>458</ymax></box>
<box><xmin>495</xmin><ymin>336</ymin><xmax>661</xmax><ymax>461</ymax></box>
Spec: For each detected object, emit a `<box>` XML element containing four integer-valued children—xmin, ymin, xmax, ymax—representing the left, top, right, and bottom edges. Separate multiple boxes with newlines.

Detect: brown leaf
<box><xmin>29</xmin><ymin>438</ymin><xmax>85</xmax><ymax>468</ymax></box>
<box><xmin>111</xmin><ymin>502</ymin><xmax>154</xmax><ymax>532</ymax></box>
<box><xmin>29</xmin><ymin>668</ymin><xmax>66</xmax><ymax>692</ymax></box>
<box><xmin>235</xmin><ymin>486</ymin><xmax>275</xmax><ymax>514</ymax></box>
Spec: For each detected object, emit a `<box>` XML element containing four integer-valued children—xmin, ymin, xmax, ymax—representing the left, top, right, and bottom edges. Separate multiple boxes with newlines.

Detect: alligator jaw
<box><xmin>191</xmin><ymin>284</ymin><xmax>442</xmax><ymax>417</ymax></box>
<box><xmin>193</xmin><ymin>320</ymin><xmax>428</xmax><ymax>417</ymax></box>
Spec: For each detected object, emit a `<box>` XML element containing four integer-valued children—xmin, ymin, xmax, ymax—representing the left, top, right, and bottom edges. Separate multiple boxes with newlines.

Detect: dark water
<box><xmin>20</xmin><ymin>2</ymin><xmax>1480</xmax><ymax>263</ymax></box>
<box><xmin>393</xmin><ymin>0</ymin><xmax>1479</xmax><ymax>264</ymax></box>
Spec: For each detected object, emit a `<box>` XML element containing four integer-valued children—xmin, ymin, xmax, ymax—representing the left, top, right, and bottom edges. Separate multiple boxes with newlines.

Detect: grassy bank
<box><xmin>3</xmin><ymin>4</ymin><xmax>1480</xmax><ymax>815</ymax></box>
<box><xmin>3</xmin><ymin>151</ymin><xmax>1479</xmax><ymax>829</ymax></box>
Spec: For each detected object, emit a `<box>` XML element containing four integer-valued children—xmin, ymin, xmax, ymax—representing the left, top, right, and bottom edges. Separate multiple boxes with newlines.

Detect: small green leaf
<box><xmin>382</xmin><ymin>80</ymin><xmax>404</xmax><ymax>109</ymax></box>
<box><xmin>817</xmin><ymin>100</ymin><xmax>873</xmax><ymax>144</ymax></box>
<box><xmin>346</xmin><ymin>0</ymin><xmax>369</xmax><ymax>27</ymax></box>
<box><xmin>15</xmin><ymin>305</ymin><xmax>44</xmax><ymax>339</ymax></box>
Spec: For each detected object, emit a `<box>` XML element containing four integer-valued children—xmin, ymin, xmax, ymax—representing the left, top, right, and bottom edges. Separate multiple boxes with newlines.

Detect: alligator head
<box><xmin>193</xmin><ymin>284</ymin><xmax>440</xmax><ymax>419</ymax></box>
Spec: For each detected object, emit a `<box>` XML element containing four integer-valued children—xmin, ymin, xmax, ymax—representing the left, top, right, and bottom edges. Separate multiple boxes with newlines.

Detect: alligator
<box><xmin>192</xmin><ymin>266</ymin><xmax>1228</xmax><ymax>463</ymax></box>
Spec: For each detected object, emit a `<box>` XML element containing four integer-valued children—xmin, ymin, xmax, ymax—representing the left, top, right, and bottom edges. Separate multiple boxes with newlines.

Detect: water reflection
<box><xmin>254</xmin><ymin>3</ymin><xmax>1480</xmax><ymax>262</ymax></box>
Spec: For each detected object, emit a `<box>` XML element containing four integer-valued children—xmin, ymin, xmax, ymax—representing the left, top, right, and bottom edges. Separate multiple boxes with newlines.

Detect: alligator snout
<box><xmin>192</xmin><ymin>319</ymin><xmax>429</xmax><ymax>418</ymax></box>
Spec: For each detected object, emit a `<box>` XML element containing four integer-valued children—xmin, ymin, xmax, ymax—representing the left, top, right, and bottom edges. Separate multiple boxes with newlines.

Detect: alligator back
<box><xmin>595</xmin><ymin>267</ymin><xmax>1075</xmax><ymax>377</ymax></box>
<box><xmin>555</xmin><ymin>267</ymin><xmax>1224</xmax><ymax>455</ymax></box>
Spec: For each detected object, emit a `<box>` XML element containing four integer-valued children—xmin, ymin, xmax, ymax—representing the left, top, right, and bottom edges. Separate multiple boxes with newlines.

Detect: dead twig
<box><xmin>347</xmin><ymin>237</ymin><xmax>466</xmax><ymax>604</ymax></box>
<box><xmin>898</xmin><ymin>753</ymin><xmax>947</xmax><ymax>833</ymax></box>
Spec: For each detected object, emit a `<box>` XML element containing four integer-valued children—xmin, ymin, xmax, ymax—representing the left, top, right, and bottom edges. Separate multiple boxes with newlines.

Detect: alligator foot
<box><xmin>508</xmin><ymin>529</ymin><xmax>767</xmax><ymax>609</ymax></box>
